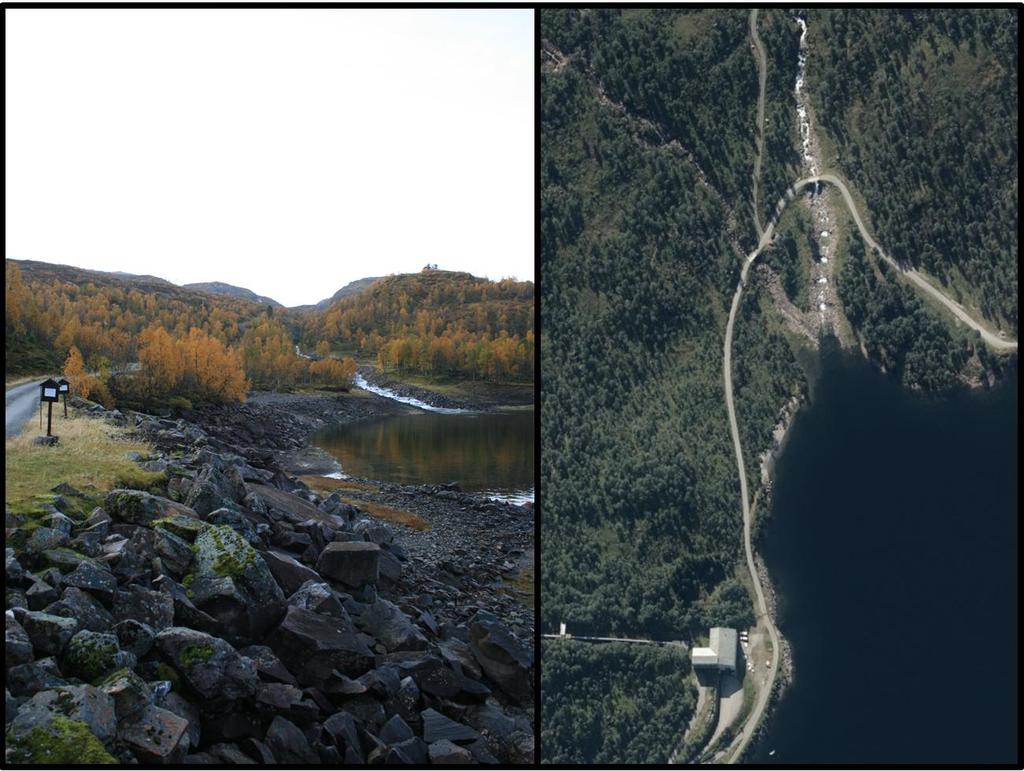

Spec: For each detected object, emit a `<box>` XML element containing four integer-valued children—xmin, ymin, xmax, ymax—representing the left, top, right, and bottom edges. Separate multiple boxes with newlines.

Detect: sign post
<box><xmin>40</xmin><ymin>378</ymin><xmax>60</xmax><ymax>437</ymax></box>
<box><xmin>58</xmin><ymin>378</ymin><xmax>70</xmax><ymax>418</ymax></box>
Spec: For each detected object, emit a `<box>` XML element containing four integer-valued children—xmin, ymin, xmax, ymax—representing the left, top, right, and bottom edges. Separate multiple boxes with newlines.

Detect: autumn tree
<box><xmin>62</xmin><ymin>345</ymin><xmax>96</xmax><ymax>400</ymax></box>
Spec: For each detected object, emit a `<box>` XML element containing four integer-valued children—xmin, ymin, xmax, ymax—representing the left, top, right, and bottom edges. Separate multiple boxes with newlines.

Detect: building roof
<box><xmin>710</xmin><ymin>627</ymin><xmax>737</xmax><ymax>671</ymax></box>
<box><xmin>690</xmin><ymin>647</ymin><xmax>718</xmax><ymax>666</ymax></box>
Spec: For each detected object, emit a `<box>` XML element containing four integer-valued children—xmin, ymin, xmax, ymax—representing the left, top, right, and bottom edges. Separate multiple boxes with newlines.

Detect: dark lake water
<box><xmin>312</xmin><ymin>411</ymin><xmax>535</xmax><ymax>501</ymax></box>
<box><xmin>753</xmin><ymin>343</ymin><xmax>1017</xmax><ymax>764</ymax></box>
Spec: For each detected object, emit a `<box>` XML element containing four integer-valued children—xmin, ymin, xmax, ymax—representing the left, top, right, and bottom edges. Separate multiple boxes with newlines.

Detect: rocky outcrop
<box><xmin>4</xmin><ymin>399</ymin><xmax>534</xmax><ymax>765</ymax></box>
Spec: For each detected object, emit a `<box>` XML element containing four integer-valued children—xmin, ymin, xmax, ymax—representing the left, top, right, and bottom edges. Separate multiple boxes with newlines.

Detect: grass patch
<box><xmin>5</xmin><ymin>411</ymin><xmax>158</xmax><ymax>512</ymax></box>
<box><xmin>300</xmin><ymin>475</ymin><xmax>378</xmax><ymax>492</ymax></box>
<box><xmin>346</xmin><ymin>498</ymin><xmax>429</xmax><ymax>531</ymax></box>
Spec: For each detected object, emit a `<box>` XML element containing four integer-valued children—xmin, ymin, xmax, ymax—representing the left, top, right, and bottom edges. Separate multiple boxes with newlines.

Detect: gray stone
<box><xmin>99</xmin><ymin>667</ymin><xmax>152</xmax><ymax>720</ymax></box>
<box><xmin>468</xmin><ymin>611</ymin><xmax>533</xmax><ymax>705</ymax></box>
<box><xmin>21</xmin><ymin>610</ymin><xmax>78</xmax><ymax>657</ymax></box>
<box><xmin>188</xmin><ymin>524</ymin><xmax>285</xmax><ymax>643</ymax></box>
<box><xmin>358</xmin><ymin>598</ymin><xmax>427</xmax><ymax>652</ymax></box>
<box><xmin>421</xmin><ymin>708</ymin><xmax>479</xmax><ymax>744</ymax></box>
<box><xmin>25</xmin><ymin>580</ymin><xmax>60</xmax><ymax>611</ymax></box>
<box><xmin>316</xmin><ymin>541</ymin><xmax>380</xmax><ymax>588</ymax></box>
<box><xmin>44</xmin><ymin>586</ymin><xmax>114</xmax><ymax>633</ymax></box>
<box><xmin>161</xmin><ymin>691</ymin><xmax>201</xmax><ymax>753</ymax></box>
<box><xmin>380</xmin><ymin>713</ymin><xmax>414</xmax><ymax>745</ymax></box>
<box><xmin>104</xmin><ymin>489</ymin><xmax>199</xmax><ymax>526</ymax></box>
<box><xmin>11</xmin><ymin>684</ymin><xmax>117</xmax><ymax>742</ymax></box>
<box><xmin>62</xmin><ymin>630</ymin><xmax>126</xmax><ymax>681</ymax></box>
<box><xmin>262</xmin><ymin>550</ymin><xmax>321</xmax><ymax>595</ymax></box>
<box><xmin>209</xmin><ymin>742</ymin><xmax>256</xmax><ymax>764</ymax></box>
<box><xmin>6</xmin><ymin>614</ymin><xmax>34</xmax><ymax>666</ymax></box>
<box><xmin>153</xmin><ymin>527</ymin><xmax>194</xmax><ymax>578</ymax></box>
<box><xmin>6</xmin><ymin>548</ymin><xmax>25</xmax><ymax>584</ymax></box>
<box><xmin>236</xmin><ymin>644</ymin><xmax>298</xmax><ymax>685</ymax></box>
<box><xmin>265</xmin><ymin>605</ymin><xmax>373</xmax><ymax>685</ymax></box>
<box><xmin>155</xmin><ymin>626</ymin><xmax>259</xmax><ymax>700</ymax></box>
<box><xmin>25</xmin><ymin>527</ymin><xmax>69</xmax><ymax>555</ymax></box>
<box><xmin>113</xmin><ymin>619</ymin><xmax>156</xmax><ymax>658</ymax></box>
<box><xmin>112</xmin><ymin>585</ymin><xmax>174</xmax><ymax>631</ymax></box>
<box><xmin>7</xmin><ymin>658</ymin><xmax>68</xmax><ymax>697</ymax></box>
<box><xmin>287</xmin><ymin>580</ymin><xmax>346</xmax><ymax>618</ymax></box>
<box><xmin>265</xmin><ymin>715</ymin><xmax>318</xmax><ymax>763</ymax></box>
<box><xmin>62</xmin><ymin>559</ymin><xmax>117</xmax><ymax>604</ymax></box>
<box><xmin>118</xmin><ymin>704</ymin><xmax>190</xmax><ymax>763</ymax></box>
<box><xmin>428</xmin><ymin>738</ymin><xmax>474</xmax><ymax>763</ymax></box>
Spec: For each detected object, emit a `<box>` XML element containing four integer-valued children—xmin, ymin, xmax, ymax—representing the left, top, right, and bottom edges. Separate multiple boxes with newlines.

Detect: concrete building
<box><xmin>690</xmin><ymin>627</ymin><xmax>738</xmax><ymax>672</ymax></box>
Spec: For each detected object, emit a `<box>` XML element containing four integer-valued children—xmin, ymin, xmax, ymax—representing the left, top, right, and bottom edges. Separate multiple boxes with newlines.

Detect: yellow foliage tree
<box><xmin>62</xmin><ymin>345</ymin><xmax>97</xmax><ymax>400</ymax></box>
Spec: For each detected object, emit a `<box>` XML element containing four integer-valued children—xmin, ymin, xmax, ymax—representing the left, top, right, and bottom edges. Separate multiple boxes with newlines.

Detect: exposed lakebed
<box><xmin>753</xmin><ymin>343</ymin><xmax>1017</xmax><ymax>764</ymax></box>
<box><xmin>312</xmin><ymin>410</ymin><xmax>535</xmax><ymax>504</ymax></box>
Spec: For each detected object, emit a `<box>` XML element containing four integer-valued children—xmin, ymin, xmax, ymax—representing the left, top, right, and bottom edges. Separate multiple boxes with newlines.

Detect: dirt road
<box><xmin>6</xmin><ymin>381</ymin><xmax>41</xmax><ymax>439</ymax></box>
<box><xmin>794</xmin><ymin>174</ymin><xmax>1018</xmax><ymax>351</ymax></box>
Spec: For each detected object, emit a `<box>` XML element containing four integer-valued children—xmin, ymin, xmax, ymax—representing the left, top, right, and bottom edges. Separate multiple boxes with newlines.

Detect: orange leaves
<box><xmin>309</xmin><ymin>356</ymin><xmax>356</xmax><ymax>386</ymax></box>
<box><xmin>138</xmin><ymin>324</ymin><xmax>248</xmax><ymax>403</ymax></box>
<box><xmin>62</xmin><ymin>345</ymin><xmax>97</xmax><ymax>400</ymax></box>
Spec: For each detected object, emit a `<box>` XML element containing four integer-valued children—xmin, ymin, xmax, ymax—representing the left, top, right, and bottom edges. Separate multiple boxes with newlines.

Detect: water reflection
<box><xmin>313</xmin><ymin>411</ymin><xmax>534</xmax><ymax>499</ymax></box>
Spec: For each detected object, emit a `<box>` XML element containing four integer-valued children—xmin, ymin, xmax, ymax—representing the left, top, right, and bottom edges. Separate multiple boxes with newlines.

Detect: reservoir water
<box><xmin>312</xmin><ymin>410</ymin><xmax>535</xmax><ymax>503</ymax></box>
<box><xmin>754</xmin><ymin>343</ymin><xmax>1017</xmax><ymax>764</ymax></box>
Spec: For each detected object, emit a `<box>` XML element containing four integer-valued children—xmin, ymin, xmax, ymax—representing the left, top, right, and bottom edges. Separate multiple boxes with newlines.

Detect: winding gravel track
<box><xmin>794</xmin><ymin>174</ymin><xmax>1018</xmax><ymax>352</ymax></box>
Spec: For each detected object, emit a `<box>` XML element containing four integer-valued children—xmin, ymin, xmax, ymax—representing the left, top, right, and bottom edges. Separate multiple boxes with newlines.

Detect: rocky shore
<box><xmin>5</xmin><ymin>392</ymin><xmax>535</xmax><ymax>764</ymax></box>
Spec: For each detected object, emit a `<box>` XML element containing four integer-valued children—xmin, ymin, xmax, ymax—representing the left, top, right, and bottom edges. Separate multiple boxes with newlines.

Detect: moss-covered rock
<box><xmin>6</xmin><ymin>715</ymin><xmax>117</xmax><ymax>764</ymax></box>
<box><xmin>61</xmin><ymin>630</ymin><xmax>126</xmax><ymax>682</ymax></box>
<box><xmin>188</xmin><ymin>525</ymin><xmax>284</xmax><ymax>643</ymax></box>
<box><xmin>103</xmin><ymin>489</ymin><xmax>198</xmax><ymax>527</ymax></box>
<box><xmin>154</xmin><ymin>626</ymin><xmax>258</xmax><ymax>700</ymax></box>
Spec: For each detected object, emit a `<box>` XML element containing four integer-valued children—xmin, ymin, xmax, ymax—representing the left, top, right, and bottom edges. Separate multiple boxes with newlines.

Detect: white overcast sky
<box><xmin>5</xmin><ymin>9</ymin><xmax>533</xmax><ymax>307</ymax></box>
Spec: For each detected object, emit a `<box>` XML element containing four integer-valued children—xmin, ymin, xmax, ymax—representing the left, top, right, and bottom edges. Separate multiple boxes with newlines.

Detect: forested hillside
<box><xmin>303</xmin><ymin>269</ymin><xmax>534</xmax><ymax>382</ymax></box>
<box><xmin>808</xmin><ymin>8</ymin><xmax>1018</xmax><ymax>332</ymax></box>
<box><xmin>756</xmin><ymin>10</ymin><xmax>801</xmax><ymax>229</ymax></box>
<box><xmin>541</xmin><ymin>8</ymin><xmax>799</xmax><ymax>763</ymax></box>
<box><xmin>7</xmin><ymin>259</ymin><xmax>527</xmax><ymax>408</ymax></box>
<box><xmin>542</xmin><ymin>642</ymin><xmax>695</xmax><ymax>764</ymax></box>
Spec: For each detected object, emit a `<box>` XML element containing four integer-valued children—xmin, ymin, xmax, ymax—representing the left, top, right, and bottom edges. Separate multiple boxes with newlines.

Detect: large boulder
<box><xmin>11</xmin><ymin>684</ymin><xmax>117</xmax><ymax>742</ymax></box>
<box><xmin>357</xmin><ymin>599</ymin><xmax>427</xmax><ymax>652</ymax></box>
<box><xmin>287</xmin><ymin>581</ymin><xmax>345</xmax><ymax>618</ymax></box>
<box><xmin>118</xmin><ymin>704</ymin><xmax>191</xmax><ymax>763</ymax></box>
<box><xmin>468</xmin><ymin>611</ymin><xmax>533</xmax><ymax>706</ymax></box>
<box><xmin>6</xmin><ymin>614</ymin><xmax>34</xmax><ymax>666</ymax></box>
<box><xmin>245</xmin><ymin>483</ymin><xmax>337</xmax><ymax>526</ymax></box>
<box><xmin>62</xmin><ymin>630</ymin><xmax>130</xmax><ymax>682</ymax></box>
<box><xmin>262</xmin><ymin>550</ymin><xmax>321</xmax><ymax>595</ymax></box>
<box><xmin>112</xmin><ymin>586</ymin><xmax>174</xmax><ymax>631</ymax></box>
<box><xmin>155</xmin><ymin>627</ymin><xmax>259</xmax><ymax>700</ymax></box>
<box><xmin>184</xmin><ymin>464</ymin><xmax>245</xmax><ymax>517</ymax></box>
<box><xmin>265</xmin><ymin>715</ymin><xmax>318</xmax><ymax>763</ymax></box>
<box><xmin>99</xmin><ymin>667</ymin><xmax>152</xmax><ymax>721</ymax></box>
<box><xmin>152</xmin><ymin>527</ymin><xmax>195</xmax><ymax>578</ymax></box>
<box><xmin>25</xmin><ymin>527</ymin><xmax>69</xmax><ymax>555</ymax></box>
<box><xmin>265</xmin><ymin>605</ymin><xmax>373</xmax><ymax>685</ymax></box>
<box><xmin>316</xmin><ymin>542</ymin><xmax>380</xmax><ymax>588</ymax></box>
<box><xmin>428</xmin><ymin>738</ymin><xmax>474</xmax><ymax>763</ymax></box>
<box><xmin>421</xmin><ymin>708</ymin><xmax>479</xmax><ymax>744</ymax></box>
<box><xmin>44</xmin><ymin>586</ymin><xmax>114</xmax><ymax>633</ymax></box>
<box><xmin>7</xmin><ymin>658</ymin><xmax>68</xmax><ymax>697</ymax></box>
<box><xmin>6</xmin><ymin>548</ymin><xmax>25</xmax><ymax>583</ymax></box>
<box><xmin>104</xmin><ymin>489</ymin><xmax>199</xmax><ymax>526</ymax></box>
<box><xmin>187</xmin><ymin>525</ymin><xmax>285</xmax><ymax>643</ymax></box>
<box><xmin>21</xmin><ymin>611</ymin><xmax>78</xmax><ymax>657</ymax></box>
<box><xmin>61</xmin><ymin>560</ymin><xmax>117</xmax><ymax>605</ymax></box>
